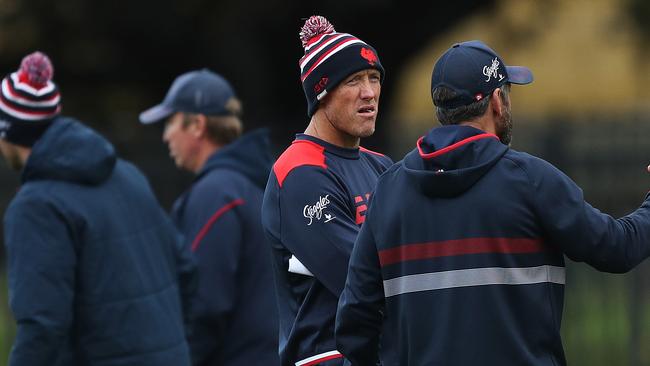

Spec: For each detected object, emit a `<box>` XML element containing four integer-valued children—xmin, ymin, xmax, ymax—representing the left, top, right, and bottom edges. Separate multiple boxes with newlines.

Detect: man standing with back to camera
<box><xmin>1</xmin><ymin>51</ymin><xmax>194</xmax><ymax>366</ymax></box>
<box><xmin>139</xmin><ymin>69</ymin><xmax>279</xmax><ymax>366</ymax></box>
<box><xmin>335</xmin><ymin>40</ymin><xmax>650</xmax><ymax>365</ymax></box>
<box><xmin>262</xmin><ymin>15</ymin><xmax>393</xmax><ymax>366</ymax></box>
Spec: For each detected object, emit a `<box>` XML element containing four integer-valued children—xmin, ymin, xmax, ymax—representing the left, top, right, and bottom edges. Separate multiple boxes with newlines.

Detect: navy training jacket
<box><xmin>262</xmin><ymin>134</ymin><xmax>392</xmax><ymax>366</ymax></box>
<box><xmin>336</xmin><ymin>125</ymin><xmax>650</xmax><ymax>366</ymax></box>
<box><xmin>170</xmin><ymin>129</ymin><xmax>280</xmax><ymax>366</ymax></box>
<box><xmin>4</xmin><ymin>117</ymin><xmax>194</xmax><ymax>366</ymax></box>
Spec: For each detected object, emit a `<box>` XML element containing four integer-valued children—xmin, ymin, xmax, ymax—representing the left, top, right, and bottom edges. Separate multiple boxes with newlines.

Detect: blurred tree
<box><xmin>628</xmin><ymin>0</ymin><xmax>650</xmax><ymax>41</ymax></box>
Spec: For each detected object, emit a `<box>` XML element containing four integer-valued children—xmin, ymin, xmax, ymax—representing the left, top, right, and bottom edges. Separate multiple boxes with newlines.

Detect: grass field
<box><xmin>0</xmin><ymin>272</ymin><xmax>15</xmax><ymax>366</ymax></box>
<box><xmin>562</xmin><ymin>264</ymin><xmax>650</xmax><ymax>365</ymax></box>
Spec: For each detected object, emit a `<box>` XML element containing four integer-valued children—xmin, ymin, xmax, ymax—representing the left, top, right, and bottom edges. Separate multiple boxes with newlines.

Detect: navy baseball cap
<box><xmin>431</xmin><ymin>40</ymin><xmax>533</xmax><ymax>109</ymax></box>
<box><xmin>139</xmin><ymin>69</ymin><xmax>236</xmax><ymax>124</ymax></box>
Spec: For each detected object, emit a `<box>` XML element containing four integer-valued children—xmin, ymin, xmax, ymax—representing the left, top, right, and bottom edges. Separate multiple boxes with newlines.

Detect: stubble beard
<box><xmin>498</xmin><ymin>105</ymin><xmax>513</xmax><ymax>146</ymax></box>
<box><xmin>357</xmin><ymin>119</ymin><xmax>376</xmax><ymax>138</ymax></box>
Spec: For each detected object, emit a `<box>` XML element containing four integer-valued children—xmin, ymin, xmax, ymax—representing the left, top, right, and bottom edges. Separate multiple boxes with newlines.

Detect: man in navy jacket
<box><xmin>262</xmin><ymin>15</ymin><xmax>392</xmax><ymax>366</ymax></box>
<box><xmin>1</xmin><ymin>52</ymin><xmax>194</xmax><ymax>366</ymax></box>
<box><xmin>335</xmin><ymin>40</ymin><xmax>650</xmax><ymax>366</ymax></box>
<box><xmin>140</xmin><ymin>69</ymin><xmax>279</xmax><ymax>366</ymax></box>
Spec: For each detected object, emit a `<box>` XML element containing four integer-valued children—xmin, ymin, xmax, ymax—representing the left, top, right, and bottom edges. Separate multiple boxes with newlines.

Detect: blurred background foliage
<box><xmin>1</xmin><ymin>0</ymin><xmax>650</xmax><ymax>364</ymax></box>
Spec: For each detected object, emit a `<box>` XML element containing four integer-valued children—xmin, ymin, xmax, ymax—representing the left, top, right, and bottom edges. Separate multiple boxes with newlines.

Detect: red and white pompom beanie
<box><xmin>0</xmin><ymin>51</ymin><xmax>61</xmax><ymax>147</ymax></box>
<box><xmin>298</xmin><ymin>15</ymin><xmax>384</xmax><ymax>117</ymax></box>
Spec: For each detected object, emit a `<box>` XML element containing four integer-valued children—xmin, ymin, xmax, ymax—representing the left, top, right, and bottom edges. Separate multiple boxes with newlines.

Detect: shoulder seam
<box><xmin>273</xmin><ymin>140</ymin><xmax>327</xmax><ymax>187</ymax></box>
<box><xmin>502</xmin><ymin>153</ymin><xmax>539</xmax><ymax>213</ymax></box>
<box><xmin>502</xmin><ymin>153</ymin><xmax>535</xmax><ymax>187</ymax></box>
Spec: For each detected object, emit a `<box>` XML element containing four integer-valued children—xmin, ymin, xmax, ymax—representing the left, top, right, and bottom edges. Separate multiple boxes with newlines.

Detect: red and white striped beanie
<box><xmin>0</xmin><ymin>51</ymin><xmax>61</xmax><ymax>147</ymax></box>
<box><xmin>299</xmin><ymin>15</ymin><xmax>384</xmax><ymax>117</ymax></box>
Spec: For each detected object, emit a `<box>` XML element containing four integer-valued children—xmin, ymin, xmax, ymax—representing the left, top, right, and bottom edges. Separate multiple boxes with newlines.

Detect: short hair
<box><xmin>432</xmin><ymin>84</ymin><xmax>510</xmax><ymax>125</ymax></box>
<box><xmin>182</xmin><ymin>97</ymin><xmax>243</xmax><ymax>145</ymax></box>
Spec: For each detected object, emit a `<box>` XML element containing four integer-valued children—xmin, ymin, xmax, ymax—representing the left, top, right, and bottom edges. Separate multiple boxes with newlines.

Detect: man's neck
<box><xmin>192</xmin><ymin>143</ymin><xmax>220</xmax><ymax>174</ymax></box>
<box><xmin>459</xmin><ymin>115</ymin><xmax>496</xmax><ymax>135</ymax></box>
<box><xmin>17</xmin><ymin>145</ymin><xmax>31</xmax><ymax>165</ymax></box>
<box><xmin>304</xmin><ymin>115</ymin><xmax>360</xmax><ymax>149</ymax></box>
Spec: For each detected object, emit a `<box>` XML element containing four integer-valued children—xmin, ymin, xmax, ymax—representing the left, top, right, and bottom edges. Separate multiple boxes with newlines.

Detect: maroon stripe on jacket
<box><xmin>378</xmin><ymin>237</ymin><xmax>545</xmax><ymax>267</ymax></box>
<box><xmin>191</xmin><ymin>199</ymin><xmax>245</xmax><ymax>252</ymax></box>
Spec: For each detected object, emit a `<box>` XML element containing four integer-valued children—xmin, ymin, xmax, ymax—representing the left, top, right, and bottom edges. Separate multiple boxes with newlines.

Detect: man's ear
<box><xmin>491</xmin><ymin>88</ymin><xmax>505</xmax><ymax>118</ymax></box>
<box><xmin>190</xmin><ymin>114</ymin><xmax>208</xmax><ymax>138</ymax></box>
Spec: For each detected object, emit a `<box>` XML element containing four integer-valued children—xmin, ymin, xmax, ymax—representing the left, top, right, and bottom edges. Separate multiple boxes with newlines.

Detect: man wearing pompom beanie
<box><xmin>0</xmin><ymin>51</ymin><xmax>195</xmax><ymax>366</ymax></box>
<box><xmin>261</xmin><ymin>15</ymin><xmax>393</xmax><ymax>366</ymax></box>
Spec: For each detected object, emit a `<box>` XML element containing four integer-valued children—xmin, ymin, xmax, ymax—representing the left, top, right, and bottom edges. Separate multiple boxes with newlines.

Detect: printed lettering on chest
<box><xmin>354</xmin><ymin>193</ymin><xmax>371</xmax><ymax>225</ymax></box>
<box><xmin>303</xmin><ymin>195</ymin><xmax>336</xmax><ymax>225</ymax></box>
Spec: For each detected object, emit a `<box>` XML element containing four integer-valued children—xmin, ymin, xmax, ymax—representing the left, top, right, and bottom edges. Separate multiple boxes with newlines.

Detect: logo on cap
<box><xmin>314</xmin><ymin>77</ymin><xmax>329</xmax><ymax>93</ymax></box>
<box><xmin>483</xmin><ymin>57</ymin><xmax>505</xmax><ymax>83</ymax></box>
<box><xmin>360</xmin><ymin>48</ymin><xmax>378</xmax><ymax>65</ymax></box>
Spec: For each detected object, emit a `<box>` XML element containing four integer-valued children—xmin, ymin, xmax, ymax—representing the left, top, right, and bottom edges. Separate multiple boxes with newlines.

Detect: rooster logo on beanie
<box><xmin>360</xmin><ymin>48</ymin><xmax>378</xmax><ymax>65</ymax></box>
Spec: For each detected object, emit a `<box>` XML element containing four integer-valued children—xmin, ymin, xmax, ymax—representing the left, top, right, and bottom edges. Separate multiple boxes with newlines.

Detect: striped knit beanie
<box><xmin>299</xmin><ymin>15</ymin><xmax>384</xmax><ymax>117</ymax></box>
<box><xmin>0</xmin><ymin>51</ymin><xmax>61</xmax><ymax>147</ymax></box>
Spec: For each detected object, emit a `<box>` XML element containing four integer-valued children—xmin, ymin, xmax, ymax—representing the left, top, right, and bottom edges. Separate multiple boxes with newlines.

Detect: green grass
<box><xmin>562</xmin><ymin>264</ymin><xmax>650</xmax><ymax>365</ymax></box>
<box><xmin>0</xmin><ymin>271</ymin><xmax>15</xmax><ymax>366</ymax></box>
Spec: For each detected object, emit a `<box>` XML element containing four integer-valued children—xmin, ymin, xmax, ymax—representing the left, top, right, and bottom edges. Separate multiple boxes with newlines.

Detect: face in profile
<box><xmin>320</xmin><ymin>68</ymin><xmax>382</xmax><ymax>140</ymax></box>
<box><xmin>162</xmin><ymin>112</ymin><xmax>201</xmax><ymax>172</ymax></box>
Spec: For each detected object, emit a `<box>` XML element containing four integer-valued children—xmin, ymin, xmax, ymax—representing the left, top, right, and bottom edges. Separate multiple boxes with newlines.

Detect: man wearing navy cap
<box><xmin>335</xmin><ymin>40</ymin><xmax>650</xmax><ymax>365</ymax></box>
<box><xmin>139</xmin><ymin>69</ymin><xmax>279</xmax><ymax>366</ymax></box>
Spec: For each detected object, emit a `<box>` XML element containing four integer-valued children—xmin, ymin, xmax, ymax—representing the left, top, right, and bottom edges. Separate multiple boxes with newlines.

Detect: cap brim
<box><xmin>506</xmin><ymin>66</ymin><xmax>533</xmax><ymax>85</ymax></box>
<box><xmin>139</xmin><ymin>104</ymin><xmax>174</xmax><ymax>124</ymax></box>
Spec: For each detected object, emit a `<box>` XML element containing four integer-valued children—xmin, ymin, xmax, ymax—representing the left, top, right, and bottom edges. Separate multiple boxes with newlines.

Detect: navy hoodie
<box><xmin>4</xmin><ymin>117</ymin><xmax>194</xmax><ymax>366</ymax></box>
<box><xmin>336</xmin><ymin>125</ymin><xmax>650</xmax><ymax>366</ymax></box>
<box><xmin>262</xmin><ymin>134</ymin><xmax>392</xmax><ymax>366</ymax></box>
<box><xmin>170</xmin><ymin>129</ymin><xmax>280</xmax><ymax>366</ymax></box>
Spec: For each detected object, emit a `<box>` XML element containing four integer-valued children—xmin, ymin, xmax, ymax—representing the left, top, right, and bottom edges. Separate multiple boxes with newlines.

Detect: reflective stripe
<box><xmin>295</xmin><ymin>350</ymin><xmax>343</xmax><ymax>366</ymax></box>
<box><xmin>383</xmin><ymin>265</ymin><xmax>565</xmax><ymax>298</ymax></box>
<box><xmin>288</xmin><ymin>255</ymin><xmax>314</xmax><ymax>277</ymax></box>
